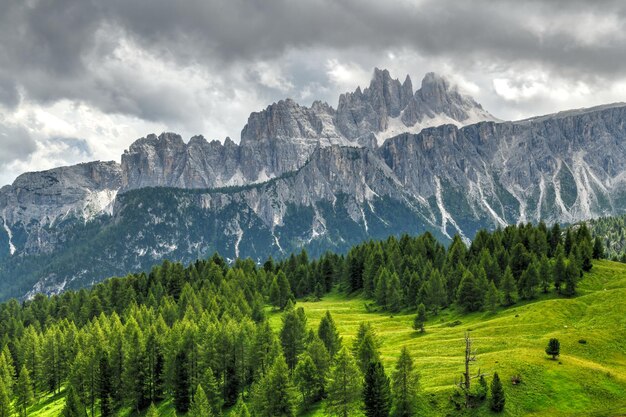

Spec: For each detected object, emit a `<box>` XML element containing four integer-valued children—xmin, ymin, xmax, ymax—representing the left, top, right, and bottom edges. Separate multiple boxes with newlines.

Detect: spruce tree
<box><xmin>254</xmin><ymin>355</ymin><xmax>296</xmax><ymax>417</ymax></box>
<box><xmin>519</xmin><ymin>261</ymin><xmax>539</xmax><ymax>300</ymax></box>
<box><xmin>15</xmin><ymin>365</ymin><xmax>33</xmax><ymax>417</ymax></box>
<box><xmin>390</xmin><ymin>347</ymin><xmax>418</xmax><ymax>417</ymax></box>
<box><xmin>233</xmin><ymin>397</ymin><xmax>251</xmax><ymax>417</ymax></box>
<box><xmin>363</xmin><ymin>361</ymin><xmax>391</xmax><ymax>417</ymax></box>
<box><xmin>202</xmin><ymin>368</ymin><xmax>222</xmax><ymax>416</ymax></box>
<box><xmin>500</xmin><ymin>267</ymin><xmax>517</xmax><ymax>306</ymax></box>
<box><xmin>485</xmin><ymin>281</ymin><xmax>500</xmax><ymax>313</ymax></box>
<box><xmin>593</xmin><ymin>237</ymin><xmax>605</xmax><ymax>259</ymax></box>
<box><xmin>61</xmin><ymin>384</ymin><xmax>86</xmax><ymax>417</ymax></box>
<box><xmin>456</xmin><ymin>271</ymin><xmax>484</xmax><ymax>312</ymax></box>
<box><xmin>489</xmin><ymin>372</ymin><xmax>505</xmax><ymax>412</ymax></box>
<box><xmin>386</xmin><ymin>273</ymin><xmax>403</xmax><ymax>312</ymax></box>
<box><xmin>189</xmin><ymin>384</ymin><xmax>212</xmax><ymax>417</ymax></box>
<box><xmin>0</xmin><ymin>379</ymin><xmax>12</xmax><ymax>417</ymax></box>
<box><xmin>412</xmin><ymin>304</ymin><xmax>427</xmax><ymax>332</ymax></box>
<box><xmin>545</xmin><ymin>338</ymin><xmax>560</xmax><ymax>359</ymax></box>
<box><xmin>563</xmin><ymin>254</ymin><xmax>580</xmax><ymax>296</ymax></box>
<box><xmin>318</xmin><ymin>310</ymin><xmax>342</xmax><ymax>358</ymax></box>
<box><xmin>353</xmin><ymin>323</ymin><xmax>380</xmax><ymax>374</ymax></box>
<box><xmin>280</xmin><ymin>307</ymin><xmax>307</xmax><ymax>370</ymax></box>
<box><xmin>173</xmin><ymin>351</ymin><xmax>191</xmax><ymax>413</ymax></box>
<box><xmin>326</xmin><ymin>347</ymin><xmax>362</xmax><ymax>417</ymax></box>
<box><xmin>145</xmin><ymin>402</ymin><xmax>160</xmax><ymax>417</ymax></box>
<box><xmin>294</xmin><ymin>354</ymin><xmax>321</xmax><ymax>407</ymax></box>
<box><xmin>553</xmin><ymin>246</ymin><xmax>566</xmax><ymax>293</ymax></box>
<box><xmin>538</xmin><ymin>255</ymin><xmax>552</xmax><ymax>293</ymax></box>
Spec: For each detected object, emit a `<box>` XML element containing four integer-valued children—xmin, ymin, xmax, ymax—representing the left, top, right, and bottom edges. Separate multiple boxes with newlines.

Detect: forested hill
<box><xmin>0</xmin><ymin>223</ymin><xmax>612</xmax><ymax>417</ymax></box>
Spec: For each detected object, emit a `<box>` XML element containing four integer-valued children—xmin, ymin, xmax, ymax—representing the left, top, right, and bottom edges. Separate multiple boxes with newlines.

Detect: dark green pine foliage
<box><xmin>318</xmin><ymin>310</ymin><xmax>342</xmax><ymax>358</ymax></box>
<box><xmin>500</xmin><ymin>267</ymin><xmax>517</xmax><ymax>306</ymax></box>
<box><xmin>563</xmin><ymin>253</ymin><xmax>581</xmax><ymax>296</ymax></box>
<box><xmin>62</xmin><ymin>384</ymin><xmax>87</xmax><ymax>417</ymax></box>
<box><xmin>173</xmin><ymin>351</ymin><xmax>191</xmax><ymax>413</ymax></box>
<box><xmin>553</xmin><ymin>246</ymin><xmax>567</xmax><ymax>293</ymax></box>
<box><xmin>593</xmin><ymin>236</ymin><xmax>605</xmax><ymax>259</ymax></box>
<box><xmin>456</xmin><ymin>271</ymin><xmax>484</xmax><ymax>312</ymax></box>
<box><xmin>412</xmin><ymin>304</ymin><xmax>427</xmax><ymax>332</ymax></box>
<box><xmin>489</xmin><ymin>372</ymin><xmax>505</xmax><ymax>412</ymax></box>
<box><xmin>546</xmin><ymin>338</ymin><xmax>560</xmax><ymax>359</ymax></box>
<box><xmin>518</xmin><ymin>260</ymin><xmax>539</xmax><ymax>300</ymax></box>
<box><xmin>538</xmin><ymin>255</ymin><xmax>552</xmax><ymax>293</ymax></box>
<box><xmin>254</xmin><ymin>355</ymin><xmax>296</xmax><ymax>417</ymax></box>
<box><xmin>363</xmin><ymin>361</ymin><xmax>391</xmax><ymax>417</ymax></box>
<box><xmin>280</xmin><ymin>307</ymin><xmax>308</xmax><ymax>370</ymax></box>
<box><xmin>390</xmin><ymin>347</ymin><xmax>418</xmax><ymax>417</ymax></box>
<box><xmin>353</xmin><ymin>323</ymin><xmax>381</xmax><ymax>375</ymax></box>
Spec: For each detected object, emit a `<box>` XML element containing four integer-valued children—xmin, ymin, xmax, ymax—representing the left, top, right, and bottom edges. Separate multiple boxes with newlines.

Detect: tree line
<box><xmin>0</xmin><ymin>222</ymin><xmax>602</xmax><ymax>416</ymax></box>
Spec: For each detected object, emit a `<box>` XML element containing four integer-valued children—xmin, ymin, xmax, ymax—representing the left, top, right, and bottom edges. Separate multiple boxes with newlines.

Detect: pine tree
<box><xmin>484</xmin><ymin>281</ymin><xmax>499</xmax><ymax>313</ymax></box>
<box><xmin>593</xmin><ymin>237</ymin><xmax>605</xmax><ymax>259</ymax></box>
<box><xmin>232</xmin><ymin>397</ymin><xmax>251</xmax><ymax>417</ymax></box>
<box><xmin>500</xmin><ymin>267</ymin><xmax>517</xmax><ymax>306</ymax></box>
<box><xmin>538</xmin><ymin>255</ymin><xmax>552</xmax><ymax>293</ymax></box>
<box><xmin>456</xmin><ymin>271</ymin><xmax>484</xmax><ymax>312</ymax></box>
<box><xmin>62</xmin><ymin>384</ymin><xmax>86</xmax><ymax>417</ymax></box>
<box><xmin>202</xmin><ymin>368</ymin><xmax>223</xmax><ymax>417</ymax></box>
<box><xmin>189</xmin><ymin>384</ymin><xmax>212</xmax><ymax>417</ymax></box>
<box><xmin>375</xmin><ymin>268</ymin><xmax>390</xmax><ymax>308</ymax></box>
<box><xmin>553</xmin><ymin>246</ymin><xmax>566</xmax><ymax>293</ymax></box>
<box><xmin>489</xmin><ymin>372</ymin><xmax>505</xmax><ymax>412</ymax></box>
<box><xmin>563</xmin><ymin>254</ymin><xmax>580</xmax><ymax>296</ymax></box>
<box><xmin>390</xmin><ymin>347</ymin><xmax>418</xmax><ymax>417</ymax></box>
<box><xmin>425</xmin><ymin>270</ymin><xmax>446</xmax><ymax>314</ymax></box>
<box><xmin>363</xmin><ymin>361</ymin><xmax>391</xmax><ymax>417</ymax></box>
<box><xmin>518</xmin><ymin>261</ymin><xmax>539</xmax><ymax>300</ymax></box>
<box><xmin>0</xmin><ymin>379</ymin><xmax>12</xmax><ymax>417</ymax></box>
<box><xmin>173</xmin><ymin>350</ymin><xmax>191</xmax><ymax>413</ymax></box>
<box><xmin>145</xmin><ymin>402</ymin><xmax>160</xmax><ymax>417</ymax></box>
<box><xmin>254</xmin><ymin>355</ymin><xmax>296</xmax><ymax>417</ymax></box>
<box><xmin>15</xmin><ymin>365</ymin><xmax>33</xmax><ymax>417</ymax></box>
<box><xmin>326</xmin><ymin>347</ymin><xmax>362</xmax><ymax>417</ymax></box>
<box><xmin>386</xmin><ymin>273</ymin><xmax>403</xmax><ymax>313</ymax></box>
<box><xmin>412</xmin><ymin>303</ymin><xmax>427</xmax><ymax>333</ymax></box>
<box><xmin>353</xmin><ymin>323</ymin><xmax>380</xmax><ymax>374</ymax></box>
<box><xmin>269</xmin><ymin>277</ymin><xmax>281</xmax><ymax>309</ymax></box>
<box><xmin>280</xmin><ymin>307</ymin><xmax>307</xmax><ymax>370</ymax></box>
<box><xmin>545</xmin><ymin>338</ymin><xmax>560</xmax><ymax>359</ymax></box>
<box><xmin>293</xmin><ymin>354</ymin><xmax>321</xmax><ymax>407</ymax></box>
<box><xmin>318</xmin><ymin>310</ymin><xmax>342</xmax><ymax>358</ymax></box>
<box><xmin>305</xmin><ymin>337</ymin><xmax>331</xmax><ymax>399</ymax></box>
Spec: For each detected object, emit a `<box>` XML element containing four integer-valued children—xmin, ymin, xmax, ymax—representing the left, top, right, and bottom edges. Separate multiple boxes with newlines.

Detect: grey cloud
<box><xmin>1</xmin><ymin>0</ymin><xmax>626</xmax><ymax>121</ymax></box>
<box><xmin>0</xmin><ymin>124</ymin><xmax>38</xmax><ymax>165</ymax></box>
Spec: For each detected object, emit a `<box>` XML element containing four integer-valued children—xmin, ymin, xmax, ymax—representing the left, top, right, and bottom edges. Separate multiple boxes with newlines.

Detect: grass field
<box><xmin>29</xmin><ymin>260</ymin><xmax>626</xmax><ymax>416</ymax></box>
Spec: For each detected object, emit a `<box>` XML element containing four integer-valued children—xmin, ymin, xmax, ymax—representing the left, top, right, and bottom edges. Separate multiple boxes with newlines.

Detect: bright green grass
<box><xmin>27</xmin><ymin>260</ymin><xmax>626</xmax><ymax>417</ymax></box>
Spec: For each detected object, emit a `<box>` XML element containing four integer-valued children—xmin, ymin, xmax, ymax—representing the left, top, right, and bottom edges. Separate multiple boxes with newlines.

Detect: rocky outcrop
<box><xmin>120</xmin><ymin>70</ymin><xmax>494</xmax><ymax>190</ymax></box>
<box><xmin>0</xmin><ymin>161</ymin><xmax>121</xmax><ymax>256</ymax></box>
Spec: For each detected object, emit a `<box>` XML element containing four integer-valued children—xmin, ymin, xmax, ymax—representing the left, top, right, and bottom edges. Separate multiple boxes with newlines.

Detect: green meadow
<box><xmin>30</xmin><ymin>260</ymin><xmax>626</xmax><ymax>417</ymax></box>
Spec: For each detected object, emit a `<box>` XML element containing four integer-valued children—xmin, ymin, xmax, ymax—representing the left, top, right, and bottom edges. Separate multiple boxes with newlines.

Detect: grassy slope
<box><xmin>29</xmin><ymin>260</ymin><xmax>626</xmax><ymax>417</ymax></box>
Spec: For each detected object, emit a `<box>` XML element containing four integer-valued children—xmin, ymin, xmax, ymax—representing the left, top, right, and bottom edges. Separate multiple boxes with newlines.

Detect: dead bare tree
<box><xmin>457</xmin><ymin>331</ymin><xmax>485</xmax><ymax>407</ymax></box>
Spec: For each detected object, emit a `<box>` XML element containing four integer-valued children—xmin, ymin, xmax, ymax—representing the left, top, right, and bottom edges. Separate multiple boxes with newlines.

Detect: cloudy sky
<box><xmin>1</xmin><ymin>0</ymin><xmax>625</xmax><ymax>185</ymax></box>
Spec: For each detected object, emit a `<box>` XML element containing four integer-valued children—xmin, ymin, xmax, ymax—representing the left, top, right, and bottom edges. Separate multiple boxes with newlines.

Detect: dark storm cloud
<box><xmin>1</xmin><ymin>0</ymin><xmax>625</xmax><ymax>118</ymax></box>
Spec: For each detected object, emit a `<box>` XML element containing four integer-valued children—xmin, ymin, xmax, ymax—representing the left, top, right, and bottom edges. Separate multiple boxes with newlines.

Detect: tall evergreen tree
<box><xmin>489</xmin><ymin>372</ymin><xmax>505</xmax><ymax>412</ymax></box>
<box><xmin>189</xmin><ymin>384</ymin><xmax>212</xmax><ymax>417</ymax></box>
<box><xmin>412</xmin><ymin>304</ymin><xmax>427</xmax><ymax>333</ymax></box>
<box><xmin>390</xmin><ymin>347</ymin><xmax>418</xmax><ymax>417</ymax></box>
<box><xmin>15</xmin><ymin>366</ymin><xmax>33</xmax><ymax>417</ymax></box>
<box><xmin>173</xmin><ymin>350</ymin><xmax>191</xmax><ymax>413</ymax></box>
<box><xmin>202</xmin><ymin>368</ymin><xmax>223</xmax><ymax>417</ymax></box>
<box><xmin>280</xmin><ymin>307</ymin><xmax>307</xmax><ymax>370</ymax></box>
<box><xmin>353</xmin><ymin>323</ymin><xmax>381</xmax><ymax>375</ymax></box>
<box><xmin>500</xmin><ymin>267</ymin><xmax>517</xmax><ymax>306</ymax></box>
<box><xmin>61</xmin><ymin>384</ymin><xmax>87</xmax><ymax>417</ymax></box>
<box><xmin>592</xmin><ymin>237</ymin><xmax>605</xmax><ymax>259</ymax></box>
<box><xmin>326</xmin><ymin>347</ymin><xmax>362</xmax><ymax>417</ymax></box>
<box><xmin>456</xmin><ymin>271</ymin><xmax>484</xmax><ymax>312</ymax></box>
<box><xmin>538</xmin><ymin>255</ymin><xmax>553</xmax><ymax>293</ymax></box>
<box><xmin>0</xmin><ymin>379</ymin><xmax>12</xmax><ymax>417</ymax></box>
<box><xmin>553</xmin><ymin>246</ymin><xmax>567</xmax><ymax>293</ymax></box>
<box><xmin>233</xmin><ymin>397</ymin><xmax>251</xmax><ymax>417</ymax></box>
<box><xmin>253</xmin><ymin>355</ymin><xmax>296</xmax><ymax>417</ymax></box>
<box><xmin>318</xmin><ymin>311</ymin><xmax>342</xmax><ymax>358</ymax></box>
<box><xmin>518</xmin><ymin>261</ymin><xmax>539</xmax><ymax>300</ymax></box>
<box><xmin>293</xmin><ymin>354</ymin><xmax>321</xmax><ymax>408</ymax></box>
<box><xmin>563</xmin><ymin>254</ymin><xmax>581</xmax><ymax>296</ymax></box>
<box><xmin>484</xmin><ymin>281</ymin><xmax>500</xmax><ymax>313</ymax></box>
<box><xmin>363</xmin><ymin>361</ymin><xmax>391</xmax><ymax>417</ymax></box>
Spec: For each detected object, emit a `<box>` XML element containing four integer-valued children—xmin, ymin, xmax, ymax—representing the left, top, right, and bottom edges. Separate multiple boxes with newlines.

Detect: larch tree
<box><xmin>318</xmin><ymin>310</ymin><xmax>342</xmax><ymax>358</ymax></box>
<box><xmin>363</xmin><ymin>360</ymin><xmax>391</xmax><ymax>417</ymax></box>
<box><xmin>390</xmin><ymin>347</ymin><xmax>418</xmax><ymax>417</ymax></box>
<box><xmin>326</xmin><ymin>347</ymin><xmax>363</xmax><ymax>417</ymax></box>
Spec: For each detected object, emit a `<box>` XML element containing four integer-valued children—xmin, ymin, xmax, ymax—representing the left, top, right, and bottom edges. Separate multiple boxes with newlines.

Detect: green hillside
<box><xmin>26</xmin><ymin>259</ymin><xmax>626</xmax><ymax>417</ymax></box>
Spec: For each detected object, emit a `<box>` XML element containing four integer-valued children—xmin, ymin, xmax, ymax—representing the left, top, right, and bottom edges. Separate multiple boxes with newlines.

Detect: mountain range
<box><xmin>1</xmin><ymin>68</ymin><xmax>626</xmax><ymax>299</ymax></box>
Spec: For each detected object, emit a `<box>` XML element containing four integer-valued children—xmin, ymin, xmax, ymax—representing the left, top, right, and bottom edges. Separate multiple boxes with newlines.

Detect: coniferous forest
<box><xmin>0</xmin><ymin>223</ymin><xmax>607</xmax><ymax>416</ymax></box>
